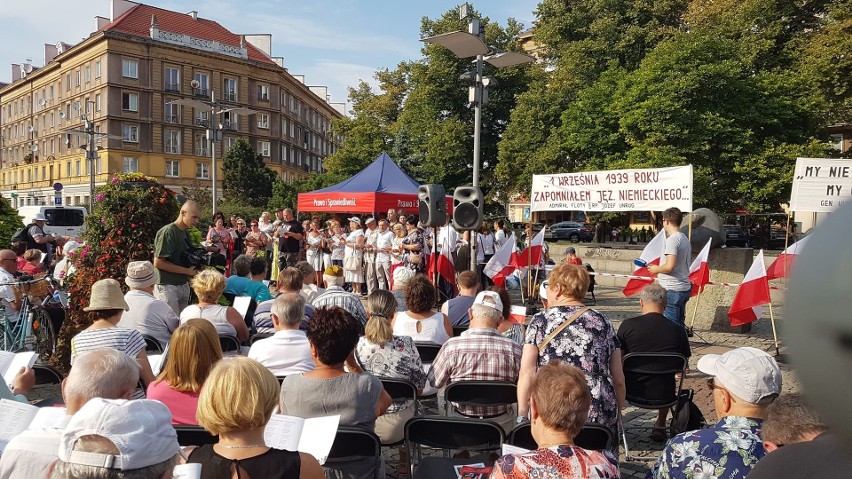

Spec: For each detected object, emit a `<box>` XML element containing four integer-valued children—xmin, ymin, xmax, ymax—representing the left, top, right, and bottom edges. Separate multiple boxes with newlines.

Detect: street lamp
<box><xmin>421</xmin><ymin>3</ymin><xmax>535</xmax><ymax>269</ymax></box>
<box><xmin>63</xmin><ymin>101</ymin><xmax>122</xmax><ymax>210</ymax></box>
<box><xmin>168</xmin><ymin>83</ymin><xmax>258</xmax><ymax>215</ymax></box>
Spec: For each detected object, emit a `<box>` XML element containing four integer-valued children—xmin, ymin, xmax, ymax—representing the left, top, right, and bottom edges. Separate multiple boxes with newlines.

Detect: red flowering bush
<box><xmin>51</xmin><ymin>173</ymin><xmax>180</xmax><ymax>373</ymax></box>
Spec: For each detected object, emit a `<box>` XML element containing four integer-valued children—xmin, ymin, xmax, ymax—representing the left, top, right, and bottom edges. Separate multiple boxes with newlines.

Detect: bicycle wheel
<box><xmin>32</xmin><ymin>308</ymin><xmax>56</xmax><ymax>362</ymax></box>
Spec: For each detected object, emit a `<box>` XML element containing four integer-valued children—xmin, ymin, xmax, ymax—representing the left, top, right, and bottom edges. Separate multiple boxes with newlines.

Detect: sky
<box><xmin>0</xmin><ymin>0</ymin><xmax>539</xmax><ymax>112</ymax></box>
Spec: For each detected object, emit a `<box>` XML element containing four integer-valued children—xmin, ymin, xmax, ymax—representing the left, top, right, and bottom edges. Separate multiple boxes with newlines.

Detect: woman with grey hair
<box><xmin>391</xmin><ymin>267</ymin><xmax>414</xmax><ymax>312</ymax></box>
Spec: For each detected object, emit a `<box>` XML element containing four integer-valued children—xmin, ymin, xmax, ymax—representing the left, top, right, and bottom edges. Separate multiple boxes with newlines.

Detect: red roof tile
<box><xmin>98</xmin><ymin>3</ymin><xmax>277</xmax><ymax>65</ymax></box>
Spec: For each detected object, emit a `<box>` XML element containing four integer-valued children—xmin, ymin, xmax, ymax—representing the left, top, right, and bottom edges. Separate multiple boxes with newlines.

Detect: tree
<box><xmin>0</xmin><ymin>197</ymin><xmax>24</xmax><ymax>247</ymax></box>
<box><xmin>222</xmin><ymin>138</ymin><xmax>275</xmax><ymax>207</ymax></box>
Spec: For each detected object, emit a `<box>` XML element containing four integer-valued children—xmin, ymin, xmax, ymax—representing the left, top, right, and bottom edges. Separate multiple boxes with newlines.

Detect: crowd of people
<box><xmin>2</xmin><ymin>201</ymin><xmax>849</xmax><ymax>479</ymax></box>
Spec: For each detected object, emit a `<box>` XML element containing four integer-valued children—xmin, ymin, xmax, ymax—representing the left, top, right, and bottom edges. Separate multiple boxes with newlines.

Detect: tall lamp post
<box><xmin>420</xmin><ymin>3</ymin><xmax>534</xmax><ymax>269</ymax></box>
<box><xmin>63</xmin><ymin>101</ymin><xmax>122</xmax><ymax>210</ymax></box>
<box><xmin>169</xmin><ymin>82</ymin><xmax>257</xmax><ymax>215</ymax></box>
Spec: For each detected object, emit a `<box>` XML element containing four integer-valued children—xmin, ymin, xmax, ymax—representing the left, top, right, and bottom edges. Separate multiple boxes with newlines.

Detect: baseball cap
<box><xmin>59</xmin><ymin>398</ymin><xmax>179</xmax><ymax>470</ymax></box>
<box><xmin>697</xmin><ymin>347</ymin><xmax>782</xmax><ymax>404</ymax></box>
<box><xmin>365</xmin><ymin>217</ymin><xmax>376</xmax><ymax>225</ymax></box>
<box><xmin>472</xmin><ymin>291</ymin><xmax>503</xmax><ymax>314</ymax></box>
<box><xmin>348</xmin><ymin>217</ymin><xmax>361</xmax><ymax>225</ymax></box>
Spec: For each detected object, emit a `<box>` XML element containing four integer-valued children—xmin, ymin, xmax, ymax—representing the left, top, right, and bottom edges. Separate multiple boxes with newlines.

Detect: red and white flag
<box><xmin>766</xmin><ymin>235</ymin><xmax>810</xmax><ymax>280</ymax></box>
<box><xmin>431</xmin><ymin>226</ymin><xmax>456</xmax><ymax>287</ymax></box>
<box><xmin>512</xmin><ymin>227</ymin><xmax>546</xmax><ymax>268</ymax></box>
<box><xmin>623</xmin><ymin>230</ymin><xmax>667</xmax><ymax>297</ymax></box>
<box><xmin>508</xmin><ymin>305</ymin><xmax>527</xmax><ymax>325</ymax></box>
<box><xmin>485</xmin><ymin>233</ymin><xmax>518</xmax><ymax>287</ymax></box>
<box><xmin>689</xmin><ymin>238</ymin><xmax>712</xmax><ymax>297</ymax></box>
<box><xmin>729</xmin><ymin>250</ymin><xmax>771</xmax><ymax>326</ymax></box>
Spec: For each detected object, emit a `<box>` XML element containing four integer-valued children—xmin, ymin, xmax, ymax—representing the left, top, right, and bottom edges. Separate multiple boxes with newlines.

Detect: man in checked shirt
<box><xmin>429</xmin><ymin>291</ymin><xmax>521</xmax><ymax>432</ymax></box>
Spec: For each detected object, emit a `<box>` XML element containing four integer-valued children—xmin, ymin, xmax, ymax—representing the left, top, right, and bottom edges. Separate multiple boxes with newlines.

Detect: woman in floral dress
<box><xmin>400</xmin><ymin>217</ymin><xmax>425</xmax><ymax>273</ymax></box>
<box><xmin>516</xmin><ymin>263</ymin><xmax>626</xmax><ymax>446</ymax></box>
<box><xmin>355</xmin><ymin>290</ymin><xmax>426</xmax><ymax>445</ymax></box>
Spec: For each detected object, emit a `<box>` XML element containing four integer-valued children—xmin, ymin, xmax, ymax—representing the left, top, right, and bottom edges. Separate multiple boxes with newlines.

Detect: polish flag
<box><xmin>508</xmin><ymin>305</ymin><xmax>527</xmax><ymax>325</ymax></box>
<box><xmin>485</xmin><ymin>233</ymin><xmax>518</xmax><ymax>287</ymax></box>
<box><xmin>729</xmin><ymin>250</ymin><xmax>771</xmax><ymax>326</ymax></box>
<box><xmin>623</xmin><ymin>230</ymin><xmax>667</xmax><ymax>297</ymax></box>
<box><xmin>513</xmin><ymin>227</ymin><xmax>546</xmax><ymax>268</ymax></box>
<box><xmin>429</xmin><ymin>227</ymin><xmax>457</xmax><ymax>287</ymax></box>
<box><xmin>689</xmin><ymin>239</ymin><xmax>712</xmax><ymax>297</ymax></box>
<box><xmin>766</xmin><ymin>235</ymin><xmax>809</xmax><ymax>280</ymax></box>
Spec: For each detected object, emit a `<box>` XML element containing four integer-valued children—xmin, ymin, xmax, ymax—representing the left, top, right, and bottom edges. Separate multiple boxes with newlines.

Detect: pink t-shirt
<box><xmin>146</xmin><ymin>380</ymin><xmax>200</xmax><ymax>425</ymax></box>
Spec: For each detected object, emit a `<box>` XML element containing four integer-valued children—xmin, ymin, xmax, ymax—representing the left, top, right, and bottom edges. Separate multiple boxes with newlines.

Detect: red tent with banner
<box><xmin>297</xmin><ymin>152</ymin><xmax>452</xmax><ymax>214</ymax></box>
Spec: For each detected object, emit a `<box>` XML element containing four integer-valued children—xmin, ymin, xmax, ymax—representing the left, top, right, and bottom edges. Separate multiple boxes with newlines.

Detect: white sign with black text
<box><xmin>789</xmin><ymin>158</ymin><xmax>852</xmax><ymax>212</ymax></box>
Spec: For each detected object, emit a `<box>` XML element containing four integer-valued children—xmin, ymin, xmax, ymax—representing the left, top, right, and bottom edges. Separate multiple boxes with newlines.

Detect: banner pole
<box><xmin>767</xmin><ymin>300</ymin><xmax>781</xmax><ymax>357</ymax></box>
<box><xmin>688</xmin><ymin>214</ymin><xmax>693</xmax><ymax>242</ymax></box>
<box><xmin>527</xmin><ymin>229</ymin><xmax>533</xmax><ymax>303</ymax></box>
<box><xmin>687</xmin><ymin>287</ymin><xmax>703</xmax><ymax>333</ymax></box>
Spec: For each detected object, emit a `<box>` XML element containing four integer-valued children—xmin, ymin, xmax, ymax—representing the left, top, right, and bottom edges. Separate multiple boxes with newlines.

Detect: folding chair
<box><xmin>620</xmin><ymin>352</ymin><xmax>688</xmax><ymax>461</ymax></box>
<box><xmin>218</xmin><ymin>335</ymin><xmax>241</xmax><ymax>354</ymax></box>
<box><xmin>452</xmin><ymin>326</ymin><xmax>468</xmax><ymax>338</ymax></box>
<box><xmin>174</xmin><ymin>426</ymin><xmax>218</xmax><ymax>446</ymax></box>
<box><xmin>377</xmin><ymin>378</ymin><xmax>419</xmax><ymax>447</ymax></box>
<box><xmin>405</xmin><ymin>416</ymin><xmax>505</xmax><ymax>478</ymax></box>
<box><xmin>507</xmin><ymin>422</ymin><xmax>615</xmax><ymax>452</ymax></box>
<box><xmin>324</xmin><ymin>427</ymin><xmax>383</xmax><ymax>479</ymax></box>
<box><xmin>443</xmin><ymin>381</ymin><xmax>517</xmax><ymax>418</ymax></box>
<box><xmin>249</xmin><ymin>333</ymin><xmax>272</xmax><ymax>345</ymax></box>
<box><xmin>142</xmin><ymin>334</ymin><xmax>164</xmax><ymax>353</ymax></box>
<box><xmin>32</xmin><ymin>364</ymin><xmax>63</xmax><ymax>385</ymax></box>
<box><xmin>414</xmin><ymin>342</ymin><xmax>442</xmax><ymax>364</ymax></box>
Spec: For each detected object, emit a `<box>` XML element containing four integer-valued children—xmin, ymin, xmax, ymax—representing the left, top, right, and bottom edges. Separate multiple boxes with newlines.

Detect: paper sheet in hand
<box><xmin>0</xmin><ymin>399</ymin><xmax>67</xmax><ymax>452</ymax></box>
<box><xmin>173</xmin><ymin>463</ymin><xmax>202</xmax><ymax>479</ymax></box>
<box><xmin>0</xmin><ymin>351</ymin><xmax>37</xmax><ymax>385</ymax></box>
<box><xmin>264</xmin><ymin>414</ymin><xmax>340</xmax><ymax>465</ymax></box>
<box><xmin>147</xmin><ymin>354</ymin><xmax>165</xmax><ymax>376</ymax></box>
<box><xmin>232</xmin><ymin>296</ymin><xmax>252</xmax><ymax>319</ymax></box>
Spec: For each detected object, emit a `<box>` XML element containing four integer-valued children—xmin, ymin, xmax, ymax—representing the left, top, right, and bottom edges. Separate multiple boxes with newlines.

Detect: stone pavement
<box><xmin>27</xmin><ymin>284</ymin><xmax>797</xmax><ymax>478</ymax></box>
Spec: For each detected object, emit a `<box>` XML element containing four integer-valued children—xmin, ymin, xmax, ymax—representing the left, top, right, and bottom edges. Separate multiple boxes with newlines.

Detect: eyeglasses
<box><xmin>1</xmin><ymin>258</ymin><xmax>16</xmax><ymax>262</ymax></box>
<box><xmin>706</xmin><ymin>377</ymin><xmax>724</xmax><ymax>391</ymax></box>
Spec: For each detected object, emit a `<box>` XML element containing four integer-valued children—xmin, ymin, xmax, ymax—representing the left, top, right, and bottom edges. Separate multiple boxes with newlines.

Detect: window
<box><xmin>165</xmin><ymin>130</ymin><xmax>180</xmax><ymax>154</ymax></box>
<box><xmin>829</xmin><ymin>134</ymin><xmax>844</xmax><ymax>151</ymax></box>
<box><xmin>257</xmin><ymin>84</ymin><xmax>269</xmax><ymax>101</ymax></box>
<box><xmin>193</xmin><ymin>72</ymin><xmax>209</xmax><ymax>96</ymax></box>
<box><xmin>66</xmin><ymin>103</ymin><xmax>71</xmax><ymax>120</ymax></box>
<box><xmin>50</xmin><ymin>138</ymin><xmax>55</xmax><ymax>154</ymax></box>
<box><xmin>196</xmin><ymin>162</ymin><xmax>210</xmax><ymax>179</ymax></box>
<box><xmin>164</xmin><ymin>101</ymin><xmax>179</xmax><ymax>123</ymax></box>
<box><xmin>260</xmin><ymin>141</ymin><xmax>271</xmax><ymax>157</ymax></box>
<box><xmin>50</xmin><ymin>112</ymin><xmax>55</xmax><ymax>127</ymax></box>
<box><xmin>122</xmin><ymin>124</ymin><xmax>139</xmax><ymax>143</ymax></box>
<box><xmin>85</xmin><ymin>66</ymin><xmax>91</xmax><ymax>83</ymax></box>
<box><xmin>95</xmin><ymin>94</ymin><xmax>101</xmax><ymax>112</ymax></box>
<box><xmin>122</xmin><ymin>93</ymin><xmax>138</xmax><ymax>112</ymax></box>
<box><xmin>75</xmin><ymin>160</ymin><xmax>81</xmax><ymax>176</ymax></box>
<box><xmin>165</xmin><ymin>160</ymin><xmax>180</xmax><ymax>178</ymax></box>
<box><xmin>223</xmin><ymin>78</ymin><xmax>237</xmax><ymax>101</ymax></box>
<box><xmin>76</xmin><ymin>70</ymin><xmax>81</xmax><ymax>87</ymax></box>
<box><xmin>225</xmin><ymin>136</ymin><xmax>237</xmax><ymax>151</ymax></box>
<box><xmin>66</xmin><ymin>74</ymin><xmax>71</xmax><ymax>91</ymax></box>
<box><xmin>66</xmin><ymin>162</ymin><xmax>71</xmax><ymax>177</ymax></box>
<box><xmin>122</xmin><ymin>59</ymin><xmax>138</xmax><ymax>79</ymax></box>
<box><xmin>281</xmin><ymin>144</ymin><xmax>288</xmax><ymax>163</ymax></box>
<box><xmin>196</xmin><ymin>135</ymin><xmax>209</xmax><ymax>156</ymax></box>
<box><xmin>95</xmin><ymin>61</ymin><xmax>101</xmax><ymax>78</ymax></box>
<box><xmin>257</xmin><ymin>113</ymin><xmax>269</xmax><ymax>129</ymax></box>
<box><xmin>122</xmin><ymin>157</ymin><xmax>138</xmax><ymax>173</ymax></box>
<box><xmin>195</xmin><ymin>109</ymin><xmax>209</xmax><ymax>127</ymax></box>
<box><xmin>222</xmin><ymin>112</ymin><xmax>238</xmax><ymax>131</ymax></box>
<box><xmin>164</xmin><ymin>67</ymin><xmax>180</xmax><ymax>92</ymax></box>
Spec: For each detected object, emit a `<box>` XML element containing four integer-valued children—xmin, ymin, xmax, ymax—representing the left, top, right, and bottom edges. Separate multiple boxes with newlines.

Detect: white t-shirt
<box><xmin>248</xmin><ymin>329</ymin><xmax>315</xmax><ymax>376</ymax></box>
<box><xmin>0</xmin><ymin>268</ymin><xmax>18</xmax><ymax>323</ymax></box>
<box><xmin>392</xmin><ymin>311</ymin><xmax>450</xmax><ymax>345</ymax></box>
<box><xmin>657</xmin><ymin>231</ymin><xmax>692</xmax><ymax>292</ymax></box>
<box><xmin>494</xmin><ymin>229</ymin><xmax>507</xmax><ymax>249</ymax></box>
<box><xmin>375</xmin><ymin>230</ymin><xmax>395</xmax><ymax>263</ymax></box>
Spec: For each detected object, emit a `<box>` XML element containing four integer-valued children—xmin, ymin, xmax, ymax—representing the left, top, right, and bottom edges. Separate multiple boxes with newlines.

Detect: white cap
<box><xmin>34</xmin><ymin>213</ymin><xmax>47</xmax><ymax>221</ymax></box>
<box><xmin>539</xmin><ymin>280</ymin><xmax>548</xmax><ymax>300</ymax></box>
<box><xmin>64</xmin><ymin>240</ymin><xmax>82</xmax><ymax>254</ymax></box>
<box><xmin>365</xmin><ymin>217</ymin><xmax>376</xmax><ymax>225</ymax></box>
<box><xmin>59</xmin><ymin>398</ymin><xmax>179</xmax><ymax>470</ymax></box>
<box><xmin>697</xmin><ymin>347</ymin><xmax>782</xmax><ymax>404</ymax></box>
<box><xmin>348</xmin><ymin>217</ymin><xmax>361</xmax><ymax>225</ymax></box>
<box><xmin>472</xmin><ymin>290</ymin><xmax>503</xmax><ymax>314</ymax></box>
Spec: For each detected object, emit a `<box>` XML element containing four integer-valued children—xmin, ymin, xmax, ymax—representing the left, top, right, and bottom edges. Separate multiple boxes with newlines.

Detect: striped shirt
<box><xmin>71</xmin><ymin>327</ymin><xmax>146</xmax><ymax>399</ymax></box>
<box><xmin>429</xmin><ymin>328</ymin><xmax>521</xmax><ymax>417</ymax></box>
<box><xmin>310</xmin><ymin>286</ymin><xmax>368</xmax><ymax>325</ymax></box>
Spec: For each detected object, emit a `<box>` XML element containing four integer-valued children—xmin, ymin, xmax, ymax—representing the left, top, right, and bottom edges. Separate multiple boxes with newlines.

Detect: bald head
<box><xmin>178</xmin><ymin>201</ymin><xmax>201</xmax><ymax>229</ymax></box>
<box><xmin>0</xmin><ymin>249</ymin><xmax>17</xmax><ymax>274</ymax></box>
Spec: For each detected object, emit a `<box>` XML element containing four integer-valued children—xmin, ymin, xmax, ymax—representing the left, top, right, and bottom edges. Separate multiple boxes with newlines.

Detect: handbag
<box><xmin>344</xmin><ymin>255</ymin><xmax>361</xmax><ymax>272</ymax></box>
<box><xmin>538</xmin><ymin>306</ymin><xmax>590</xmax><ymax>351</ymax></box>
<box><xmin>671</xmin><ymin>388</ymin><xmax>707</xmax><ymax>435</ymax></box>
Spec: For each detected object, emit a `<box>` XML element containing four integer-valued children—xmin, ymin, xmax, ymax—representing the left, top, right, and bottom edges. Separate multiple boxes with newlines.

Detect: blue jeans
<box><xmin>664</xmin><ymin>289</ymin><xmax>691</xmax><ymax>327</ymax></box>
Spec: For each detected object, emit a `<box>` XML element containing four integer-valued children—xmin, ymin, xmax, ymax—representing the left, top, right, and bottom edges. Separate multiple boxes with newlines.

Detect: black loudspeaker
<box><xmin>418</xmin><ymin>184</ymin><xmax>447</xmax><ymax>227</ymax></box>
<box><xmin>452</xmin><ymin>186</ymin><xmax>483</xmax><ymax>231</ymax></box>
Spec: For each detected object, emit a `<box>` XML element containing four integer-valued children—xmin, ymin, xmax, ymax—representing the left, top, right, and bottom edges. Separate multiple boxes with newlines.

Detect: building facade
<box><xmin>0</xmin><ymin>0</ymin><xmax>343</xmax><ymax>208</ymax></box>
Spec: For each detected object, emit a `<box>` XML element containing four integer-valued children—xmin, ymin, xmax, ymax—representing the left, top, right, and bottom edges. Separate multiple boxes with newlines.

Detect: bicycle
<box><xmin>0</xmin><ymin>275</ymin><xmax>63</xmax><ymax>361</ymax></box>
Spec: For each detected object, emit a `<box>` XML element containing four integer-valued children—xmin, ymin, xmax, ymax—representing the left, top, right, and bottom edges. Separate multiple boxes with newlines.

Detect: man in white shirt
<box><xmin>117</xmin><ymin>261</ymin><xmax>180</xmax><ymax>348</ymax></box>
<box><xmin>248</xmin><ymin>292</ymin><xmax>315</xmax><ymax>376</ymax></box>
<box><xmin>493</xmin><ymin>220</ymin><xmax>507</xmax><ymax>249</ymax></box>
<box><xmin>374</xmin><ymin>220</ymin><xmax>395</xmax><ymax>291</ymax></box>
<box><xmin>0</xmin><ymin>349</ymin><xmax>138</xmax><ymax>479</ymax></box>
<box><xmin>363</xmin><ymin>217</ymin><xmax>379</xmax><ymax>294</ymax></box>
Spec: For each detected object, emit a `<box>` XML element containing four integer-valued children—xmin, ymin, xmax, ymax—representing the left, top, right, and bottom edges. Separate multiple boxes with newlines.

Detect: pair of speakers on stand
<box><xmin>418</xmin><ymin>184</ymin><xmax>483</xmax><ymax>230</ymax></box>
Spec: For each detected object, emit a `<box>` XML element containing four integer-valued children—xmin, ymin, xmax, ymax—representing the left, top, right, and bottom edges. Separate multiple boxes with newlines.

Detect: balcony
<box><xmin>222</xmin><ymin>120</ymin><xmax>238</xmax><ymax>131</ymax></box>
<box><xmin>257</xmin><ymin>93</ymin><xmax>269</xmax><ymax>101</ymax></box>
<box><xmin>165</xmin><ymin>143</ymin><xmax>180</xmax><ymax>154</ymax></box>
<box><xmin>165</xmin><ymin>114</ymin><xmax>180</xmax><ymax>124</ymax></box>
<box><xmin>195</xmin><ymin>118</ymin><xmax>210</xmax><ymax>128</ymax></box>
<box><xmin>193</xmin><ymin>88</ymin><xmax>209</xmax><ymax>98</ymax></box>
<box><xmin>223</xmin><ymin>91</ymin><xmax>237</xmax><ymax>102</ymax></box>
<box><xmin>164</xmin><ymin>82</ymin><xmax>180</xmax><ymax>92</ymax></box>
<box><xmin>196</xmin><ymin>147</ymin><xmax>210</xmax><ymax>157</ymax></box>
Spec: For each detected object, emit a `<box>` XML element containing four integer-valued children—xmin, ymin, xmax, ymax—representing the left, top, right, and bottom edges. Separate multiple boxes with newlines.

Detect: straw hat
<box><xmin>125</xmin><ymin>261</ymin><xmax>159</xmax><ymax>289</ymax></box>
<box><xmin>84</xmin><ymin>279</ymin><xmax>130</xmax><ymax>312</ymax></box>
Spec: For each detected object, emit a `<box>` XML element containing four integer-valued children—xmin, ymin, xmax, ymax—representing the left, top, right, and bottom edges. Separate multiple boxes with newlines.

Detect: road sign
<box><xmin>53</xmin><ymin>182</ymin><xmax>63</xmax><ymax>191</ymax></box>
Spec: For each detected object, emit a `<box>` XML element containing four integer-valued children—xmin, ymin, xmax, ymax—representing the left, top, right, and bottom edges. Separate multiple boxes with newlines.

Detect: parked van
<box><xmin>17</xmin><ymin>206</ymin><xmax>88</xmax><ymax>238</ymax></box>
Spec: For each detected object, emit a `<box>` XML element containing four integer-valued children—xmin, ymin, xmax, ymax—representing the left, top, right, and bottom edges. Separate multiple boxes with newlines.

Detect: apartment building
<box><xmin>0</xmin><ymin>0</ymin><xmax>344</xmax><ymax>207</ymax></box>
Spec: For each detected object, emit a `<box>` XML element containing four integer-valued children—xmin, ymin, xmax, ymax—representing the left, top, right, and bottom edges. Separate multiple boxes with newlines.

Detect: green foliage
<box><xmin>222</xmin><ymin>138</ymin><xmax>275</xmax><ymax>207</ymax></box>
<box><xmin>54</xmin><ymin>173</ymin><xmax>180</xmax><ymax>373</ymax></box>
<box><xmin>0</xmin><ymin>197</ymin><xmax>24</xmax><ymax>247</ymax></box>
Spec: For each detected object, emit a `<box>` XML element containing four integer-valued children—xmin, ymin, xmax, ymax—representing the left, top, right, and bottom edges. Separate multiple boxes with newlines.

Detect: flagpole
<box><xmin>527</xmin><ymin>227</ymin><xmax>533</xmax><ymax>304</ymax></box>
<box><xmin>767</xmin><ymin>300</ymin><xmax>781</xmax><ymax>357</ymax></box>
<box><xmin>687</xmin><ymin>287</ymin><xmax>703</xmax><ymax>333</ymax></box>
<box><xmin>688</xmin><ymin>214</ymin><xmax>693</xmax><ymax>241</ymax></box>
